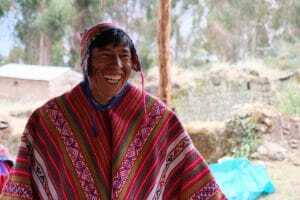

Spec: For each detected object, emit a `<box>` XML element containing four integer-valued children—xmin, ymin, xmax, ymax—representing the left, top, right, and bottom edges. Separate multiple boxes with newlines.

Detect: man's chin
<box><xmin>106</xmin><ymin>83</ymin><xmax>125</xmax><ymax>96</ymax></box>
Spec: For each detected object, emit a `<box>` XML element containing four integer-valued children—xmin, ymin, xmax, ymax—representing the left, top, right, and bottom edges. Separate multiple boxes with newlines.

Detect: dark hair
<box><xmin>89</xmin><ymin>28</ymin><xmax>134</xmax><ymax>50</ymax></box>
<box><xmin>87</xmin><ymin>28</ymin><xmax>140</xmax><ymax>75</ymax></box>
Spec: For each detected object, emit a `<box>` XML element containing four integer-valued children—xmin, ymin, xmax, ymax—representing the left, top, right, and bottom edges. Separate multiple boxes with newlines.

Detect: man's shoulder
<box><xmin>127</xmin><ymin>82</ymin><xmax>175</xmax><ymax>115</ymax></box>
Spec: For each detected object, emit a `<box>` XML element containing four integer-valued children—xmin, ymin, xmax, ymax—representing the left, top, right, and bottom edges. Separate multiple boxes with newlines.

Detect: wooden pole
<box><xmin>158</xmin><ymin>0</ymin><xmax>172</xmax><ymax>105</ymax></box>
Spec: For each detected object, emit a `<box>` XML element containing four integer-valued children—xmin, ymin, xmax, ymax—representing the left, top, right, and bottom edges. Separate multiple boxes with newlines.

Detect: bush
<box><xmin>225</xmin><ymin>115</ymin><xmax>262</xmax><ymax>158</ymax></box>
<box><xmin>277</xmin><ymin>84</ymin><xmax>300</xmax><ymax>117</ymax></box>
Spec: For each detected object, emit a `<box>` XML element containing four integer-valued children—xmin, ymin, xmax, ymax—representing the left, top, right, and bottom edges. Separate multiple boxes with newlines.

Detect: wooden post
<box><xmin>158</xmin><ymin>0</ymin><xmax>172</xmax><ymax>105</ymax></box>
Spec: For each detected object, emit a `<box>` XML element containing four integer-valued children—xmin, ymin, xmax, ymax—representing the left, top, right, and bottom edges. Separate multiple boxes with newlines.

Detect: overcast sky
<box><xmin>0</xmin><ymin>12</ymin><xmax>17</xmax><ymax>57</ymax></box>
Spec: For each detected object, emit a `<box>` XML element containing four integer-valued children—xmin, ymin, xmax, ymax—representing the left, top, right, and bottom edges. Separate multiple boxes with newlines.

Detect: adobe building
<box><xmin>0</xmin><ymin>63</ymin><xmax>82</xmax><ymax>101</ymax></box>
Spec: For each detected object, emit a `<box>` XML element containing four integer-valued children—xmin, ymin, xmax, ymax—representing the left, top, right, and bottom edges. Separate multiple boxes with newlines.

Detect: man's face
<box><xmin>89</xmin><ymin>43</ymin><xmax>132</xmax><ymax>103</ymax></box>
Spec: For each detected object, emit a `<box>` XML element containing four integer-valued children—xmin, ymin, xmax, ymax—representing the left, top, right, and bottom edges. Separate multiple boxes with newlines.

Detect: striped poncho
<box><xmin>1</xmin><ymin>81</ymin><xmax>226</xmax><ymax>199</ymax></box>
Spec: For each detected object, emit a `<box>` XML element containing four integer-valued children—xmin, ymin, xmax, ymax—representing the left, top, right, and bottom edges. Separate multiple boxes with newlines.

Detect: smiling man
<box><xmin>1</xmin><ymin>23</ymin><xmax>226</xmax><ymax>200</ymax></box>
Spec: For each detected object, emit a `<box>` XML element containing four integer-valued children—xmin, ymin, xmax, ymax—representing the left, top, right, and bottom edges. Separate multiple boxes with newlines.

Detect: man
<box><xmin>1</xmin><ymin>23</ymin><xmax>226</xmax><ymax>199</ymax></box>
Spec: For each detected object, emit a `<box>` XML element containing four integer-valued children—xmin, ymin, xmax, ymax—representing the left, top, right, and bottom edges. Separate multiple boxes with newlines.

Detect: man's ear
<box><xmin>132</xmin><ymin>54</ymin><xmax>141</xmax><ymax>72</ymax></box>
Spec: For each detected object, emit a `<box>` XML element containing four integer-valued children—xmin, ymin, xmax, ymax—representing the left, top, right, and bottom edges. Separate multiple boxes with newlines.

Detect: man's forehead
<box><xmin>92</xmin><ymin>43</ymin><xmax>130</xmax><ymax>52</ymax></box>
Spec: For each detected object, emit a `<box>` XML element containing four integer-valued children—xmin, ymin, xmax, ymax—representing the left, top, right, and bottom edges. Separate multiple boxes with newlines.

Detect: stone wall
<box><xmin>173</xmin><ymin>68</ymin><xmax>275</xmax><ymax>122</ymax></box>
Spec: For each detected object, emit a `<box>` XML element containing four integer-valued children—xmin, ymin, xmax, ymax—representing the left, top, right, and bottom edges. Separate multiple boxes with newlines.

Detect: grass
<box><xmin>276</xmin><ymin>84</ymin><xmax>300</xmax><ymax>118</ymax></box>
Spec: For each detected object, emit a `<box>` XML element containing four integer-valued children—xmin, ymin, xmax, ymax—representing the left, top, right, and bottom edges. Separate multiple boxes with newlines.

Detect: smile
<box><xmin>103</xmin><ymin>75</ymin><xmax>122</xmax><ymax>84</ymax></box>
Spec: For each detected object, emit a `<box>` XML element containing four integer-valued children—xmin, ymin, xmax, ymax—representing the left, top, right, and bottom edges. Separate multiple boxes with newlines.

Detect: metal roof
<box><xmin>0</xmin><ymin>63</ymin><xmax>72</xmax><ymax>81</ymax></box>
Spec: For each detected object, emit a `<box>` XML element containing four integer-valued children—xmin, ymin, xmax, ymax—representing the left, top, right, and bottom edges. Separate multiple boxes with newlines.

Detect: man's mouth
<box><xmin>103</xmin><ymin>75</ymin><xmax>122</xmax><ymax>84</ymax></box>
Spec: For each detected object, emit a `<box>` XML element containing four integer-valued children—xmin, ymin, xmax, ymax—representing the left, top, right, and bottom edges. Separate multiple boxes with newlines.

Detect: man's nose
<box><xmin>112</xmin><ymin>55</ymin><xmax>123</xmax><ymax>69</ymax></box>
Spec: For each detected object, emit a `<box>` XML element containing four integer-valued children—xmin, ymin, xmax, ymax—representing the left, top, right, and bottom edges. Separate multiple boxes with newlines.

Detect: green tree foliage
<box><xmin>1</xmin><ymin>0</ymin><xmax>299</xmax><ymax>69</ymax></box>
<box><xmin>10</xmin><ymin>0</ymin><xmax>73</xmax><ymax>65</ymax></box>
<box><xmin>0</xmin><ymin>0</ymin><xmax>11</xmax><ymax>17</ymax></box>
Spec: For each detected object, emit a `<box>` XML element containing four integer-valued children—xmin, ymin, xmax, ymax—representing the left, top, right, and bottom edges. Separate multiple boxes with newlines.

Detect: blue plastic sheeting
<box><xmin>209</xmin><ymin>158</ymin><xmax>275</xmax><ymax>200</ymax></box>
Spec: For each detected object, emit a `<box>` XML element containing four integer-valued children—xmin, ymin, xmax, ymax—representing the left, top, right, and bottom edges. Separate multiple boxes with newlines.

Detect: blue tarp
<box><xmin>209</xmin><ymin>158</ymin><xmax>275</xmax><ymax>200</ymax></box>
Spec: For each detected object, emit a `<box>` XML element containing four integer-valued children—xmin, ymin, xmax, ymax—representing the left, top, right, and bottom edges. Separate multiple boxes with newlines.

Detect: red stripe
<box><xmin>132</xmin><ymin>132</ymin><xmax>170</xmax><ymax>199</ymax></box>
<box><xmin>77</xmin><ymin>86</ymin><xmax>112</xmax><ymax>160</ymax></box>
<box><xmin>16</xmin><ymin>157</ymin><xmax>29</xmax><ymax>163</ymax></box>
<box><xmin>112</xmin><ymin>87</ymin><xmax>142</xmax><ymax>154</ymax></box>
<box><xmin>65</xmin><ymin>91</ymin><xmax>112</xmax><ymax>194</ymax></box>
<box><xmin>163</xmin><ymin>154</ymin><xmax>188</xmax><ymax>199</ymax></box>
<box><xmin>133</xmin><ymin>156</ymin><xmax>161</xmax><ymax>199</ymax></box>
<box><xmin>65</xmin><ymin>90</ymin><xmax>111</xmax><ymax>188</ymax></box>
<box><xmin>181</xmin><ymin>165</ymin><xmax>210</xmax><ymax>191</ymax></box>
<box><xmin>11</xmin><ymin>170</ymin><xmax>31</xmax><ymax>177</ymax></box>
<box><xmin>124</xmin><ymin>113</ymin><xmax>173</xmax><ymax>198</ymax></box>
<box><xmin>44</xmin><ymin>100</ymin><xmax>86</xmax><ymax>199</ymax></box>
<box><xmin>182</xmin><ymin>153</ymin><xmax>204</xmax><ymax>174</ymax></box>
<box><xmin>163</xmin><ymin>151</ymin><xmax>197</xmax><ymax>198</ymax></box>
<box><xmin>34</xmin><ymin>119</ymin><xmax>66</xmax><ymax>193</ymax></box>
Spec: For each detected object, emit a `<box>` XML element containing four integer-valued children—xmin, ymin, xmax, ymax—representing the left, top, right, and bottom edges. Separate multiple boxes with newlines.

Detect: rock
<box><xmin>283</xmin><ymin>128</ymin><xmax>290</xmax><ymax>135</ymax></box>
<box><xmin>210</xmin><ymin>75</ymin><xmax>221</xmax><ymax>86</ymax></box>
<box><xmin>185</xmin><ymin>121</ymin><xmax>226</xmax><ymax>163</ymax></box>
<box><xmin>0</xmin><ymin>119</ymin><xmax>12</xmax><ymax>142</ymax></box>
<box><xmin>289</xmin><ymin>139</ymin><xmax>299</xmax><ymax>149</ymax></box>
<box><xmin>287</xmin><ymin>152</ymin><xmax>300</xmax><ymax>166</ymax></box>
<box><xmin>249</xmin><ymin>70</ymin><xmax>260</xmax><ymax>77</ymax></box>
<box><xmin>262</xmin><ymin>117</ymin><xmax>273</xmax><ymax>128</ymax></box>
<box><xmin>256</xmin><ymin>124</ymin><xmax>269</xmax><ymax>134</ymax></box>
<box><xmin>257</xmin><ymin>142</ymin><xmax>288</xmax><ymax>161</ymax></box>
<box><xmin>292</xmin><ymin>158</ymin><xmax>300</xmax><ymax>166</ymax></box>
<box><xmin>185</xmin><ymin>103</ymin><xmax>300</xmax><ymax>162</ymax></box>
<box><xmin>0</xmin><ymin>114</ymin><xmax>11</xmax><ymax>136</ymax></box>
<box><xmin>293</xmin><ymin>160</ymin><xmax>300</xmax><ymax>166</ymax></box>
<box><xmin>9</xmin><ymin>110</ymin><xmax>32</xmax><ymax>118</ymax></box>
<box><xmin>0</xmin><ymin>120</ymin><xmax>9</xmax><ymax>130</ymax></box>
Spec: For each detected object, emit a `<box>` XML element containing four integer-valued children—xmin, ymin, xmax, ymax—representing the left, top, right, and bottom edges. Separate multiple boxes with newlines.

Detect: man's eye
<box><xmin>120</xmin><ymin>54</ymin><xmax>130</xmax><ymax>58</ymax></box>
<box><xmin>100</xmin><ymin>54</ymin><xmax>110</xmax><ymax>58</ymax></box>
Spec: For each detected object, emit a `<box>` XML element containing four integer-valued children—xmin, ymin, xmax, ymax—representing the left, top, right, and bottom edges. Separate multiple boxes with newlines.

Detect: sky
<box><xmin>0</xmin><ymin>12</ymin><xmax>17</xmax><ymax>57</ymax></box>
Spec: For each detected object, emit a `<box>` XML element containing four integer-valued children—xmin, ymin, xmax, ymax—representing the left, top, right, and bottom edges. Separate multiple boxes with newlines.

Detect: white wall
<box><xmin>0</xmin><ymin>77</ymin><xmax>49</xmax><ymax>101</ymax></box>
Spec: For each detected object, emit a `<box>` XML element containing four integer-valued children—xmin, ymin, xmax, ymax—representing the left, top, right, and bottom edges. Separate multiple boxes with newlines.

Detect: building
<box><xmin>0</xmin><ymin>63</ymin><xmax>82</xmax><ymax>101</ymax></box>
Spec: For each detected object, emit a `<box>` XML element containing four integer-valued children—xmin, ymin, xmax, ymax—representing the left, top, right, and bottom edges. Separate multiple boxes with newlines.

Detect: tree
<box><xmin>3</xmin><ymin>0</ymin><xmax>299</xmax><ymax>69</ymax></box>
<box><xmin>8</xmin><ymin>0</ymin><xmax>73</xmax><ymax>65</ymax></box>
<box><xmin>0</xmin><ymin>0</ymin><xmax>11</xmax><ymax>17</ymax></box>
<box><xmin>158</xmin><ymin>0</ymin><xmax>172</xmax><ymax>105</ymax></box>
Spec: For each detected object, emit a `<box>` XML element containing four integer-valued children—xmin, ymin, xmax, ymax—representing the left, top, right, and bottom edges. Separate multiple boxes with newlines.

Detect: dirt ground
<box><xmin>1</xmin><ymin>100</ymin><xmax>300</xmax><ymax>200</ymax></box>
<box><xmin>261</xmin><ymin>160</ymin><xmax>300</xmax><ymax>200</ymax></box>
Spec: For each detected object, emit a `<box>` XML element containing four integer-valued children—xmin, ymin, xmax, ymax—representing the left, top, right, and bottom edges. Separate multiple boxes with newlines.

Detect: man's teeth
<box><xmin>104</xmin><ymin>75</ymin><xmax>121</xmax><ymax>84</ymax></box>
<box><xmin>107</xmin><ymin>79</ymin><xmax>119</xmax><ymax>84</ymax></box>
<box><xmin>104</xmin><ymin>75</ymin><xmax>121</xmax><ymax>79</ymax></box>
